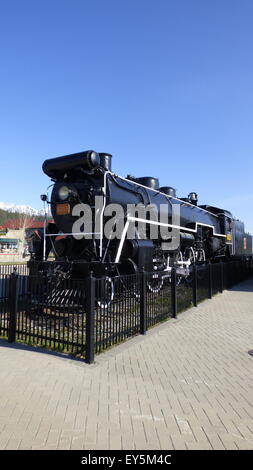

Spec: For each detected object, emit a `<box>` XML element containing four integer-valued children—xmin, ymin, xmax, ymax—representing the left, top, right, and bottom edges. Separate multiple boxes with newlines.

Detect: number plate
<box><xmin>56</xmin><ymin>203</ymin><xmax>70</xmax><ymax>215</ymax></box>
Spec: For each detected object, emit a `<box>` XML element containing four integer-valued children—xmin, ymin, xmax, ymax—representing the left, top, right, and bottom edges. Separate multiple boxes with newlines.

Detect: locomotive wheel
<box><xmin>174</xmin><ymin>251</ymin><xmax>184</xmax><ymax>285</ymax></box>
<box><xmin>96</xmin><ymin>277</ymin><xmax>115</xmax><ymax>309</ymax></box>
<box><xmin>117</xmin><ymin>259</ymin><xmax>140</xmax><ymax>299</ymax></box>
<box><xmin>146</xmin><ymin>250</ymin><xmax>167</xmax><ymax>293</ymax></box>
<box><xmin>184</xmin><ymin>247</ymin><xmax>195</xmax><ymax>264</ymax></box>
<box><xmin>176</xmin><ymin>251</ymin><xmax>183</xmax><ymax>263</ymax></box>
<box><xmin>147</xmin><ymin>273</ymin><xmax>164</xmax><ymax>293</ymax></box>
<box><xmin>196</xmin><ymin>249</ymin><xmax>206</xmax><ymax>262</ymax></box>
<box><xmin>182</xmin><ymin>247</ymin><xmax>195</xmax><ymax>284</ymax></box>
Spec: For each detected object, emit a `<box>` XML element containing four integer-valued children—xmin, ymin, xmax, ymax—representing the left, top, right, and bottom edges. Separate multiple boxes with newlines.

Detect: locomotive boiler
<box><xmin>30</xmin><ymin>149</ymin><xmax>253</xmax><ymax>283</ymax></box>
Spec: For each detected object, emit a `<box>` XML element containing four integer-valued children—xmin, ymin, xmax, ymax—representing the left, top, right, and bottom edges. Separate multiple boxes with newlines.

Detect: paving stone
<box><xmin>0</xmin><ymin>278</ymin><xmax>253</xmax><ymax>449</ymax></box>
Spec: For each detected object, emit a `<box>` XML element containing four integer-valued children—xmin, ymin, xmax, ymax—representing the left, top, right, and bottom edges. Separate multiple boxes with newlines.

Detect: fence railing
<box><xmin>0</xmin><ymin>259</ymin><xmax>252</xmax><ymax>363</ymax></box>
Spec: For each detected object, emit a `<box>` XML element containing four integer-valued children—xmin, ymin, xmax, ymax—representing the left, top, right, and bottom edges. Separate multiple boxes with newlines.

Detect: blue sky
<box><xmin>0</xmin><ymin>0</ymin><xmax>253</xmax><ymax>231</ymax></box>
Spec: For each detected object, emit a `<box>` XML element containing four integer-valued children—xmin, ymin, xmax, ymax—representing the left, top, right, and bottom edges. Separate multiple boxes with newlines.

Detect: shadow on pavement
<box><xmin>228</xmin><ymin>277</ymin><xmax>253</xmax><ymax>293</ymax></box>
<box><xmin>0</xmin><ymin>337</ymin><xmax>86</xmax><ymax>364</ymax></box>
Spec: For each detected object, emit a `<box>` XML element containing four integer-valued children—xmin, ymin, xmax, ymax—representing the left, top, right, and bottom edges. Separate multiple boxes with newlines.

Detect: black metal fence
<box><xmin>0</xmin><ymin>259</ymin><xmax>252</xmax><ymax>363</ymax></box>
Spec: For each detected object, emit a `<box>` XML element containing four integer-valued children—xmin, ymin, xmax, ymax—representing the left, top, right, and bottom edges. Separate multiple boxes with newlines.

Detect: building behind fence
<box><xmin>0</xmin><ymin>260</ymin><xmax>252</xmax><ymax>363</ymax></box>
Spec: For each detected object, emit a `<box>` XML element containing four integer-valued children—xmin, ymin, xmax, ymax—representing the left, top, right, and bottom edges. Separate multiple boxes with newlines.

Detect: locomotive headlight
<box><xmin>58</xmin><ymin>185</ymin><xmax>70</xmax><ymax>200</ymax></box>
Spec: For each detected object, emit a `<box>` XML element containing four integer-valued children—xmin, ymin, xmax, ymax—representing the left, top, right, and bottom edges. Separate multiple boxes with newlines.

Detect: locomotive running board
<box><xmin>115</xmin><ymin>216</ymin><xmax>226</xmax><ymax>264</ymax></box>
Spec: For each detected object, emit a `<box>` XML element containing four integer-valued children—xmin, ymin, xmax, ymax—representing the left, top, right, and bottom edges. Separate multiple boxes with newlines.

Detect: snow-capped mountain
<box><xmin>0</xmin><ymin>202</ymin><xmax>45</xmax><ymax>216</ymax></box>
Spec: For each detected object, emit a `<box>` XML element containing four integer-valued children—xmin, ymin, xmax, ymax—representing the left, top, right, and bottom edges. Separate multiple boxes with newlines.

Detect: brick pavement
<box><xmin>0</xmin><ymin>278</ymin><xmax>253</xmax><ymax>450</ymax></box>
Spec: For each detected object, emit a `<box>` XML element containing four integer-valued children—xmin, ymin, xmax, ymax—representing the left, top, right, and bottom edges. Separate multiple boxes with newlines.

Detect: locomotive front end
<box><xmin>44</xmin><ymin>150</ymin><xmax>104</xmax><ymax>232</ymax></box>
<box><xmin>38</xmin><ymin>150</ymin><xmax>112</xmax><ymax>272</ymax></box>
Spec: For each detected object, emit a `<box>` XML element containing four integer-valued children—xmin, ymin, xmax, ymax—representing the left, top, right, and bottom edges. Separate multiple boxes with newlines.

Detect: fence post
<box><xmin>171</xmin><ymin>267</ymin><xmax>177</xmax><ymax>318</ymax></box>
<box><xmin>8</xmin><ymin>270</ymin><xmax>18</xmax><ymax>343</ymax></box>
<box><xmin>208</xmin><ymin>261</ymin><xmax>212</xmax><ymax>299</ymax></box>
<box><xmin>219</xmin><ymin>260</ymin><xmax>223</xmax><ymax>293</ymax></box>
<box><xmin>85</xmin><ymin>271</ymin><xmax>95</xmax><ymax>364</ymax></box>
<box><xmin>193</xmin><ymin>263</ymin><xmax>197</xmax><ymax>307</ymax></box>
<box><xmin>140</xmin><ymin>268</ymin><xmax>147</xmax><ymax>334</ymax></box>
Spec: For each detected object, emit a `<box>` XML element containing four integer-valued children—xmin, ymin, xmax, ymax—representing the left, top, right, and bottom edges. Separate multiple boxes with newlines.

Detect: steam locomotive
<box><xmin>30</xmin><ymin>150</ymin><xmax>253</xmax><ymax>282</ymax></box>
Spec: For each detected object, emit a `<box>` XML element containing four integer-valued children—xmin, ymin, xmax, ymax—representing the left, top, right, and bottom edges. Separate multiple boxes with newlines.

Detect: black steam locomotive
<box><xmin>30</xmin><ymin>150</ymin><xmax>253</xmax><ymax>282</ymax></box>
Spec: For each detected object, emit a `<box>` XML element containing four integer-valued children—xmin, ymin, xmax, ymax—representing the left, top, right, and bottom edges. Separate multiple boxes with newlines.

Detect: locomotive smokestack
<box><xmin>99</xmin><ymin>153</ymin><xmax>112</xmax><ymax>171</ymax></box>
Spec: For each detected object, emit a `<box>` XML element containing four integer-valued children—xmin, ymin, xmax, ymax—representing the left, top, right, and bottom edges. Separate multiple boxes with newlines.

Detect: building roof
<box><xmin>1</xmin><ymin>219</ymin><xmax>53</xmax><ymax>230</ymax></box>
